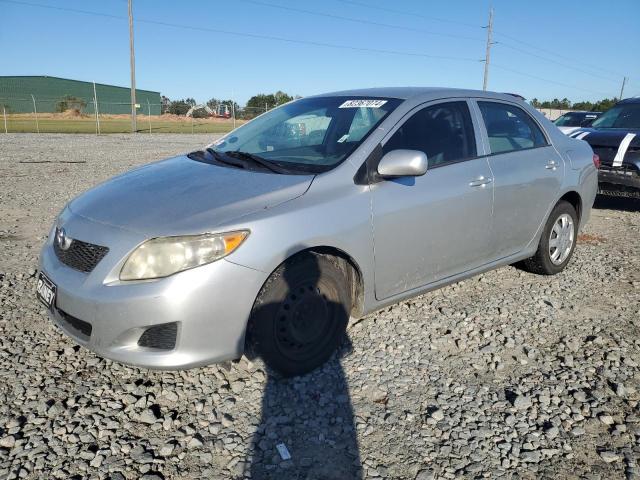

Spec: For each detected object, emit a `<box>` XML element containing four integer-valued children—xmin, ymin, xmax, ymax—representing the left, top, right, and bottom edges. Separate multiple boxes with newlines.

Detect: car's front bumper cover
<box><xmin>598</xmin><ymin>166</ymin><xmax>640</xmax><ymax>189</ymax></box>
<box><xmin>598</xmin><ymin>164</ymin><xmax>640</xmax><ymax>198</ymax></box>
<box><xmin>39</xmin><ymin>211</ymin><xmax>268</xmax><ymax>370</ymax></box>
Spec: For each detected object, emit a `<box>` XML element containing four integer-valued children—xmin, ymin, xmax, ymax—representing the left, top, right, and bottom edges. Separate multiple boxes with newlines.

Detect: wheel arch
<box><xmin>253</xmin><ymin>245</ymin><xmax>365</xmax><ymax>320</ymax></box>
<box><xmin>243</xmin><ymin>245</ymin><xmax>365</xmax><ymax>369</ymax></box>
<box><xmin>524</xmin><ymin>189</ymin><xmax>584</xmax><ymax>257</ymax></box>
<box><xmin>304</xmin><ymin>246</ymin><xmax>365</xmax><ymax>318</ymax></box>
<box><xmin>558</xmin><ymin>190</ymin><xmax>583</xmax><ymax>224</ymax></box>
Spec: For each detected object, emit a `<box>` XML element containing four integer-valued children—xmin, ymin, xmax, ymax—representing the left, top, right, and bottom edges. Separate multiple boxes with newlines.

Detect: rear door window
<box><xmin>383</xmin><ymin>101</ymin><xmax>477</xmax><ymax>167</ymax></box>
<box><xmin>478</xmin><ymin>101</ymin><xmax>547</xmax><ymax>154</ymax></box>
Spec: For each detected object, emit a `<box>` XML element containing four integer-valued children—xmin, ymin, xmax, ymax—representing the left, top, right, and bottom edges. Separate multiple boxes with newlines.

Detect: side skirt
<box><xmin>362</xmin><ymin>249</ymin><xmax>535</xmax><ymax>315</ymax></box>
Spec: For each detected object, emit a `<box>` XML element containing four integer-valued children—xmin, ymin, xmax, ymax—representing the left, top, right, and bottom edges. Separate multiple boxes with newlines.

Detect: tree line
<box><xmin>530</xmin><ymin>97</ymin><xmax>619</xmax><ymax>112</ymax></box>
<box><xmin>162</xmin><ymin>91</ymin><xmax>298</xmax><ymax>118</ymax></box>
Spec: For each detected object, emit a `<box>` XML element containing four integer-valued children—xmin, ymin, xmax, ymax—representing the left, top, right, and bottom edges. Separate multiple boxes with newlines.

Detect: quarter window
<box><xmin>383</xmin><ymin>101</ymin><xmax>477</xmax><ymax>167</ymax></box>
<box><xmin>478</xmin><ymin>101</ymin><xmax>547</xmax><ymax>154</ymax></box>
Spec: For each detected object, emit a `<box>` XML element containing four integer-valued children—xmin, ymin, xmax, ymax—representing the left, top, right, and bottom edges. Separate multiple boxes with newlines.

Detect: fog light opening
<box><xmin>137</xmin><ymin>322</ymin><xmax>178</xmax><ymax>350</ymax></box>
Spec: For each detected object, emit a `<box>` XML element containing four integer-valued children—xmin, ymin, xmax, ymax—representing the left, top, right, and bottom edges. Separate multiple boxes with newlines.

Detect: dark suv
<box><xmin>554</xmin><ymin>111</ymin><xmax>600</xmax><ymax>131</ymax></box>
<box><xmin>568</xmin><ymin>98</ymin><xmax>640</xmax><ymax>199</ymax></box>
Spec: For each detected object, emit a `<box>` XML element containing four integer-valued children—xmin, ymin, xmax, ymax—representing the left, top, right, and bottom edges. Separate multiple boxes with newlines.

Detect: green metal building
<box><xmin>0</xmin><ymin>76</ymin><xmax>161</xmax><ymax>115</ymax></box>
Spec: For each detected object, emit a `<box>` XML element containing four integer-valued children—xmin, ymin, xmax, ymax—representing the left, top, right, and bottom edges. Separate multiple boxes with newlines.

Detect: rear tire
<box><xmin>521</xmin><ymin>200</ymin><xmax>578</xmax><ymax>275</ymax></box>
<box><xmin>246</xmin><ymin>253</ymin><xmax>351</xmax><ymax>377</ymax></box>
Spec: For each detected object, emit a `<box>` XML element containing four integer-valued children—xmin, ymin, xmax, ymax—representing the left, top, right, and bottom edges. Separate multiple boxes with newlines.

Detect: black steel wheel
<box><xmin>246</xmin><ymin>253</ymin><xmax>351</xmax><ymax>377</ymax></box>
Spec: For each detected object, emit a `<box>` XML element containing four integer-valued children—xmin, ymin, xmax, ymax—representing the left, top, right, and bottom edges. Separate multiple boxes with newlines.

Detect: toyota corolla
<box><xmin>38</xmin><ymin>88</ymin><xmax>598</xmax><ymax>376</ymax></box>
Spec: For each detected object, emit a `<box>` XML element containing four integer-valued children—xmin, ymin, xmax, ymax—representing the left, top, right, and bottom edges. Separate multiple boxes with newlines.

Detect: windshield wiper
<box><xmin>224</xmin><ymin>150</ymin><xmax>291</xmax><ymax>174</ymax></box>
<box><xmin>205</xmin><ymin>148</ymin><xmax>247</xmax><ymax>169</ymax></box>
<box><xmin>188</xmin><ymin>148</ymin><xmax>246</xmax><ymax>170</ymax></box>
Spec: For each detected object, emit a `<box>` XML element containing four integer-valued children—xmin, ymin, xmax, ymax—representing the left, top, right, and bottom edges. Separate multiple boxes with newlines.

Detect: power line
<box><xmin>1</xmin><ymin>0</ymin><xmax>627</xmax><ymax>98</ymax></box>
<box><xmin>491</xmin><ymin>64</ymin><xmax>612</xmax><ymax>97</ymax></box>
<box><xmin>334</xmin><ymin>0</ymin><xmax>483</xmax><ymax>29</ymax></box>
<box><xmin>0</xmin><ymin>0</ymin><xmax>480</xmax><ymax>62</ymax></box>
<box><xmin>495</xmin><ymin>42</ymin><xmax>622</xmax><ymax>84</ymax></box>
<box><xmin>492</xmin><ymin>30</ymin><xmax>630</xmax><ymax>81</ymax></box>
<box><xmin>332</xmin><ymin>0</ymin><xmax>634</xmax><ymax>87</ymax></box>
<box><xmin>237</xmin><ymin>0</ymin><xmax>628</xmax><ymax>88</ymax></box>
<box><xmin>236</xmin><ymin>0</ymin><xmax>484</xmax><ymax>42</ymax></box>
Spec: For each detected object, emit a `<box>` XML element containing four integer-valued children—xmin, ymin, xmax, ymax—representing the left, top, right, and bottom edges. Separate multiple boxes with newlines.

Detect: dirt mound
<box><xmin>60</xmin><ymin>109</ymin><xmax>89</xmax><ymax>118</ymax></box>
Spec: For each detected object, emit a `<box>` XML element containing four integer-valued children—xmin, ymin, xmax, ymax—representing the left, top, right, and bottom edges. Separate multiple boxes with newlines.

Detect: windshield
<box><xmin>591</xmin><ymin>104</ymin><xmax>640</xmax><ymax>129</ymax></box>
<box><xmin>210</xmin><ymin>96</ymin><xmax>401</xmax><ymax>173</ymax></box>
<box><xmin>554</xmin><ymin>113</ymin><xmax>584</xmax><ymax>126</ymax></box>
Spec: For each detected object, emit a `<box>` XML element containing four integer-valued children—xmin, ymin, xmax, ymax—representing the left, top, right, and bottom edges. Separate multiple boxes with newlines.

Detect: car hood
<box><xmin>558</xmin><ymin>126</ymin><xmax>581</xmax><ymax>135</ymax></box>
<box><xmin>69</xmin><ymin>155</ymin><xmax>314</xmax><ymax>236</ymax></box>
<box><xmin>570</xmin><ymin>128</ymin><xmax>640</xmax><ymax>165</ymax></box>
<box><xmin>577</xmin><ymin>128</ymin><xmax>640</xmax><ymax>147</ymax></box>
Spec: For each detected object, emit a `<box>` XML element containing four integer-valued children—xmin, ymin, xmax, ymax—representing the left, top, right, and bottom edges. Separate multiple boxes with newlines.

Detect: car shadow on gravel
<box><xmin>593</xmin><ymin>195</ymin><xmax>640</xmax><ymax>212</ymax></box>
<box><xmin>245</xmin><ymin>255</ymin><xmax>362</xmax><ymax>479</ymax></box>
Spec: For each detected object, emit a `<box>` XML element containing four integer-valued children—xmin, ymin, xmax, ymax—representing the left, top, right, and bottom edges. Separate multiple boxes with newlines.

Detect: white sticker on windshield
<box><xmin>337</xmin><ymin>134</ymin><xmax>350</xmax><ymax>143</ymax></box>
<box><xmin>339</xmin><ymin>99</ymin><xmax>387</xmax><ymax>109</ymax></box>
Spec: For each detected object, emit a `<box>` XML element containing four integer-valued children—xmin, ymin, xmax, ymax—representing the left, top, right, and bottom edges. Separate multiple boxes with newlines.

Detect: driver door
<box><xmin>370</xmin><ymin>100</ymin><xmax>494</xmax><ymax>300</ymax></box>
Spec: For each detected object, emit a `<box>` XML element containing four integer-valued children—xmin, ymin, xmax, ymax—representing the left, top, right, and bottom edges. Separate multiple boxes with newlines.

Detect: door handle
<box><xmin>545</xmin><ymin>160</ymin><xmax>558</xmax><ymax>170</ymax></box>
<box><xmin>469</xmin><ymin>175</ymin><xmax>493</xmax><ymax>187</ymax></box>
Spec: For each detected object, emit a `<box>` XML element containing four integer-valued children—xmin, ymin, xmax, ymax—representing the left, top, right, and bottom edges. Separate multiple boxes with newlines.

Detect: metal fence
<box><xmin>0</xmin><ymin>95</ymin><xmax>276</xmax><ymax>134</ymax></box>
<box><xmin>535</xmin><ymin>108</ymin><xmax>569</xmax><ymax>121</ymax></box>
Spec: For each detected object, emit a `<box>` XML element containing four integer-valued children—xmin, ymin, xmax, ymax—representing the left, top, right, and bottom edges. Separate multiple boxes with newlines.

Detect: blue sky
<box><xmin>2</xmin><ymin>0</ymin><xmax>638</xmax><ymax>105</ymax></box>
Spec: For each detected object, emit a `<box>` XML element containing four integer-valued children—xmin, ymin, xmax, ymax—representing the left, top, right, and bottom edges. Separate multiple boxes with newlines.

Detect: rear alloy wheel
<box><xmin>521</xmin><ymin>200</ymin><xmax>578</xmax><ymax>275</ymax></box>
<box><xmin>548</xmin><ymin>213</ymin><xmax>575</xmax><ymax>265</ymax></box>
<box><xmin>247</xmin><ymin>253</ymin><xmax>351</xmax><ymax>377</ymax></box>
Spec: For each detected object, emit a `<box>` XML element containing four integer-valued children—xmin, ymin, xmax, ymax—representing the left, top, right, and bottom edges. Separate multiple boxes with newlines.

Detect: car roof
<box><xmin>617</xmin><ymin>97</ymin><xmax>640</xmax><ymax>105</ymax></box>
<box><xmin>310</xmin><ymin>87</ymin><xmax>523</xmax><ymax>103</ymax></box>
<box><xmin>563</xmin><ymin>111</ymin><xmax>601</xmax><ymax>114</ymax></box>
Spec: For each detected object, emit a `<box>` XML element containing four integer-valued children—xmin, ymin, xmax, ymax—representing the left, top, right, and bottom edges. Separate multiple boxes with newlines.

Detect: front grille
<box><xmin>54</xmin><ymin>239</ymin><xmax>109</xmax><ymax>273</ymax></box>
<box><xmin>138</xmin><ymin>323</ymin><xmax>178</xmax><ymax>350</ymax></box>
<box><xmin>58</xmin><ymin>309</ymin><xmax>92</xmax><ymax>340</ymax></box>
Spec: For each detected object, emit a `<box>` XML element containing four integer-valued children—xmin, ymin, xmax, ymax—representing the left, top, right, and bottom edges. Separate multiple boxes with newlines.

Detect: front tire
<box><xmin>246</xmin><ymin>253</ymin><xmax>351</xmax><ymax>377</ymax></box>
<box><xmin>521</xmin><ymin>200</ymin><xmax>578</xmax><ymax>275</ymax></box>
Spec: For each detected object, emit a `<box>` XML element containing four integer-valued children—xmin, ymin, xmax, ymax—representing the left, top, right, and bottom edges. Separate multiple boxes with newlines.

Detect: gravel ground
<box><xmin>1</xmin><ymin>133</ymin><xmax>639</xmax><ymax>480</ymax></box>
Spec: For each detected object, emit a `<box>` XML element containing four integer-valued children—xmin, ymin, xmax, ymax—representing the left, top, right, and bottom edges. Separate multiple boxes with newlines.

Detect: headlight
<box><xmin>120</xmin><ymin>230</ymin><xmax>249</xmax><ymax>281</ymax></box>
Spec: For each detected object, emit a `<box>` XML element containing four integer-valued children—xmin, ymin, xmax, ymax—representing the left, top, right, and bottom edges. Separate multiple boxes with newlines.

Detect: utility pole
<box><xmin>128</xmin><ymin>0</ymin><xmax>137</xmax><ymax>133</ymax></box>
<box><xmin>31</xmin><ymin>94</ymin><xmax>39</xmax><ymax>134</ymax></box>
<box><xmin>147</xmin><ymin>99</ymin><xmax>152</xmax><ymax>134</ymax></box>
<box><xmin>231</xmin><ymin>97</ymin><xmax>236</xmax><ymax>129</ymax></box>
<box><xmin>482</xmin><ymin>7</ymin><xmax>494</xmax><ymax>91</ymax></box>
<box><xmin>619</xmin><ymin>76</ymin><xmax>627</xmax><ymax>100</ymax></box>
<box><xmin>93</xmin><ymin>81</ymin><xmax>101</xmax><ymax>135</ymax></box>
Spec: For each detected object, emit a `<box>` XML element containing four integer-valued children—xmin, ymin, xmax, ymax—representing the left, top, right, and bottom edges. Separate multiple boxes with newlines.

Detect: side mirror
<box><xmin>377</xmin><ymin>149</ymin><xmax>428</xmax><ymax>178</ymax></box>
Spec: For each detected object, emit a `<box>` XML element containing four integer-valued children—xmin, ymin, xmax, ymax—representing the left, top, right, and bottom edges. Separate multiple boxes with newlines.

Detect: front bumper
<box><xmin>598</xmin><ymin>166</ymin><xmax>640</xmax><ymax>190</ymax></box>
<box><xmin>39</xmin><ymin>212</ymin><xmax>268</xmax><ymax>370</ymax></box>
<box><xmin>598</xmin><ymin>165</ymin><xmax>640</xmax><ymax>198</ymax></box>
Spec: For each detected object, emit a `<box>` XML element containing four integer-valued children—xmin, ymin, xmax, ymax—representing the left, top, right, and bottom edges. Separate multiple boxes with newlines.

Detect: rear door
<box><xmin>475</xmin><ymin>100</ymin><xmax>564</xmax><ymax>259</ymax></box>
<box><xmin>371</xmin><ymin>100</ymin><xmax>494</xmax><ymax>300</ymax></box>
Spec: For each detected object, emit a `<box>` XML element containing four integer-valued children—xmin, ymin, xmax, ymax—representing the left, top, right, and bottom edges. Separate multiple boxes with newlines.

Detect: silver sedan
<box><xmin>37</xmin><ymin>88</ymin><xmax>598</xmax><ymax>376</ymax></box>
